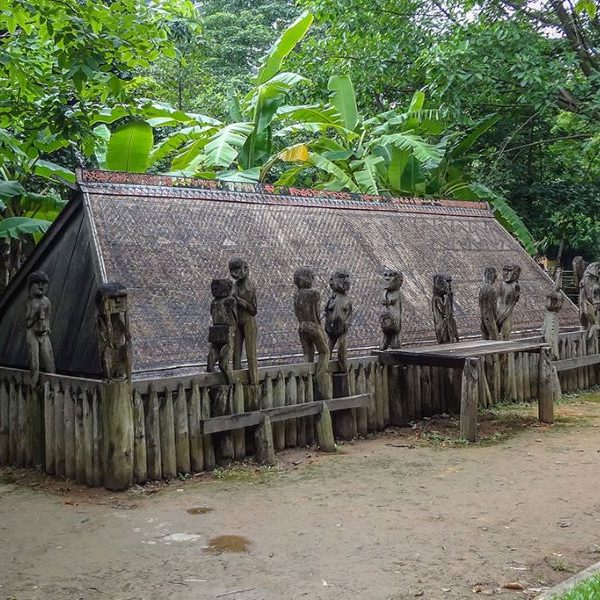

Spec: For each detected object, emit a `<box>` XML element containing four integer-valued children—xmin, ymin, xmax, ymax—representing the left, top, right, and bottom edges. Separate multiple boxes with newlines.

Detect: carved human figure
<box><xmin>432</xmin><ymin>274</ymin><xmax>453</xmax><ymax>344</ymax></box>
<box><xmin>293</xmin><ymin>267</ymin><xmax>329</xmax><ymax>370</ymax></box>
<box><xmin>496</xmin><ymin>263</ymin><xmax>521</xmax><ymax>340</ymax></box>
<box><xmin>479</xmin><ymin>267</ymin><xmax>499</xmax><ymax>340</ymax></box>
<box><xmin>229</xmin><ymin>257</ymin><xmax>258</xmax><ymax>385</ymax></box>
<box><xmin>96</xmin><ymin>282</ymin><xmax>131</xmax><ymax>381</ymax></box>
<box><xmin>379</xmin><ymin>269</ymin><xmax>403</xmax><ymax>350</ymax></box>
<box><xmin>579</xmin><ymin>262</ymin><xmax>600</xmax><ymax>336</ymax></box>
<box><xmin>25</xmin><ymin>271</ymin><xmax>55</xmax><ymax>386</ymax></box>
<box><xmin>542</xmin><ymin>270</ymin><xmax>564</xmax><ymax>360</ymax></box>
<box><xmin>573</xmin><ymin>256</ymin><xmax>587</xmax><ymax>290</ymax></box>
<box><xmin>324</xmin><ymin>269</ymin><xmax>353</xmax><ymax>370</ymax></box>
<box><xmin>445</xmin><ymin>275</ymin><xmax>460</xmax><ymax>343</ymax></box>
<box><xmin>206</xmin><ymin>278</ymin><xmax>237</xmax><ymax>384</ymax></box>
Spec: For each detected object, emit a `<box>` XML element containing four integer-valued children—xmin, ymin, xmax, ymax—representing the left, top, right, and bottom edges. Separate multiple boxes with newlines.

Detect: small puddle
<box><xmin>187</xmin><ymin>506</ymin><xmax>213</xmax><ymax>515</ymax></box>
<box><xmin>203</xmin><ymin>535</ymin><xmax>251</xmax><ymax>554</ymax></box>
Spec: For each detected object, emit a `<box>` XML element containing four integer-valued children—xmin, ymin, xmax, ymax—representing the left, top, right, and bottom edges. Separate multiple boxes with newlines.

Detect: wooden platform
<box><xmin>375</xmin><ymin>337</ymin><xmax>554</xmax><ymax>442</ymax></box>
<box><xmin>373</xmin><ymin>336</ymin><xmax>548</xmax><ymax>368</ymax></box>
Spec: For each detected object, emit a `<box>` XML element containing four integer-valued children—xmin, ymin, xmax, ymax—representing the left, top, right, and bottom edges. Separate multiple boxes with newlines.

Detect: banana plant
<box><xmin>0</xmin><ymin>129</ymin><xmax>71</xmax><ymax>239</ymax></box>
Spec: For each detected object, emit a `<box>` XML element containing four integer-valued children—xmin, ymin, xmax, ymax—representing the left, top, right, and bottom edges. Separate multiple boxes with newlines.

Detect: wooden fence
<box><xmin>0</xmin><ymin>330</ymin><xmax>598</xmax><ymax>490</ymax></box>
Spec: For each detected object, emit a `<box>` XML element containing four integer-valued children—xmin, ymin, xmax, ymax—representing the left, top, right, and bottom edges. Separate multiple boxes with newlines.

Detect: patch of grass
<box><xmin>213</xmin><ymin>463</ymin><xmax>279</xmax><ymax>482</ymax></box>
<box><xmin>550</xmin><ymin>557</ymin><xmax>574</xmax><ymax>573</ymax></box>
<box><xmin>551</xmin><ymin>572</ymin><xmax>600</xmax><ymax>599</ymax></box>
<box><xmin>419</xmin><ymin>431</ymin><xmax>471</xmax><ymax>448</ymax></box>
<box><xmin>560</xmin><ymin>387</ymin><xmax>600</xmax><ymax>404</ymax></box>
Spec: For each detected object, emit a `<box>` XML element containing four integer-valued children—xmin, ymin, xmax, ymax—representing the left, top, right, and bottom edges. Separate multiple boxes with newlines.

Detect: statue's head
<box><xmin>433</xmin><ymin>274</ymin><xmax>448</xmax><ymax>296</ymax></box>
<box><xmin>382</xmin><ymin>269</ymin><xmax>403</xmax><ymax>291</ymax></box>
<box><xmin>483</xmin><ymin>267</ymin><xmax>497</xmax><ymax>285</ymax></box>
<box><xmin>330</xmin><ymin>269</ymin><xmax>350</xmax><ymax>293</ymax></box>
<box><xmin>583</xmin><ymin>262</ymin><xmax>600</xmax><ymax>305</ymax></box>
<box><xmin>96</xmin><ymin>282</ymin><xmax>128</xmax><ymax>314</ymax></box>
<box><xmin>211</xmin><ymin>278</ymin><xmax>232</xmax><ymax>299</ymax></box>
<box><xmin>294</xmin><ymin>267</ymin><xmax>314</xmax><ymax>289</ymax></box>
<box><xmin>27</xmin><ymin>271</ymin><xmax>49</xmax><ymax>298</ymax></box>
<box><xmin>228</xmin><ymin>257</ymin><xmax>248</xmax><ymax>281</ymax></box>
<box><xmin>546</xmin><ymin>290</ymin><xmax>564</xmax><ymax>313</ymax></box>
<box><xmin>502</xmin><ymin>263</ymin><xmax>521</xmax><ymax>283</ymax></box>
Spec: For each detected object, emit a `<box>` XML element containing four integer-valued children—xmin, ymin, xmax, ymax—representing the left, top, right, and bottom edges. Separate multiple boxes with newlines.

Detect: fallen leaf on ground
<box><xmin>503</xmin><ymin>582</ymin><xmax>524</xmax><ymax>590</ymax></box>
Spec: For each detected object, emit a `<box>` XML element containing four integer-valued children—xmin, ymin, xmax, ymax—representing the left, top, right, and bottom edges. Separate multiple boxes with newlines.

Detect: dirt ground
<box><xmin>1</xmin><ymin>393</ymin><xmax>600</xmax><ymax>600</ymax></box>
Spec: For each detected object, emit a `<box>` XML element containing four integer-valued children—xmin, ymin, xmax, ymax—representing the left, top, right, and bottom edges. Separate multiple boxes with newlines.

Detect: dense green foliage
<box><xmin>552</xmin><ymin>572</ymin><xmax>600</xmax><ymax>599</ymax></box>
<box><xmin>1</xmin><ymin>0</ymin><xmax>598</xmax><ymax>258</ymax></box>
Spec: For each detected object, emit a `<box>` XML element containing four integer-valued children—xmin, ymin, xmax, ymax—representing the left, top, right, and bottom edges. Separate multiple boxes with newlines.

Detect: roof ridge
<box><xmin>77</xmin><ymin>169</ymin><xmax>489</xmax><ymax>211</ymax></box>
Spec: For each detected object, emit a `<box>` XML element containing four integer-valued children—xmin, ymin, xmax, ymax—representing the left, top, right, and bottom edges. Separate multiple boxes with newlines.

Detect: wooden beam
<box><xmin>202</xmin><ymin>394</ymin><xmax>370</xmax><ymax>435</ymax></box>
<box><xmin>553</xmin><ymin>353</ymin><xmax>600</xmax><ymax>372</ymax></box>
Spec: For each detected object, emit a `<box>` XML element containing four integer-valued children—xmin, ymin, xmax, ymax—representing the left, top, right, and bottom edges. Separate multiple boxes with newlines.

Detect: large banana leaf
<box><xmin>93</xmin><ymin>125</ymin><xmax>111</xmax><ymax>169</ymax></box>
<box><xmin>203</xmin><ymin>122</ymin><xmax>254</xmax><ymax>168</ymax></box>
<box><xmin>105</xmin><ymin>121</ymin><xmax>153</xmax><ymax>173</ymax></box>
<box><xmin>149</xmin><ymin>126</ymin><xmax>215</xmax><ymax>167</ymax></box>
<box><xmin>254</xmin><ymin>12</ymin><xmax>314</xmax><ymax>85</ymax></box>
<box><xmin>377</xmin><ymin>132</ymin><xmax>444</xmax><ymax>167</ymax></box>
<box><xmin>19</xmin><ymin>192</ymin><xmax>66</xmax><ymax>213</ymax></box>
<box><xmin>217</xmin><ymin>168</ymin><xmax>261</xmax><ymax>183</ymax></box>
<box><xmin>309</xmin><ymin>152</ymin><xmax>359</xmax><ymax>192</ymax></box>
<box><xmin>387</xmin><ymin>147</ymin><xmax>411</xmax><ymax>192</ymax></box>
<box><xmin>171</xmin><ymin>140</ymin><xmax>210</xmax><ymax>172</ymax></box>
<box><xmin>34</xmin><ymin>160</ymin><xmax>75</xmax><ymax>184</ymax></box>
<box><xmin>351</xmin><ymin>156</ymin><xmax>384</xmax><ymax>195</ymax></box>
<box><xmin>449</xmin><ymin>113</ymin><xmax>501</xmax><ymax>158</ymax></box>
<box><xmin>328</xmin><ymin>75</ymin><xmax>359</xmax><ymax>131</ymax></box>
<box><xmin>0</xmin><ymin>217</ymin><xmax>51</xmax><ymax>239</ymax></box>
<box><xmin>0</xmin><ymin>180</ymin><xmax>24</xmax><ymax>201</ymax></box>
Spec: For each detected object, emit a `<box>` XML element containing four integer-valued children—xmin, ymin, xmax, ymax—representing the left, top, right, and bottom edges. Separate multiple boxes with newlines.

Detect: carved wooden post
<box><xmin>460</xmin><ymin>357</ymin><xmax>479</xmax><ymax>442</ymax></box>
<box><xmin>538</xmin><ymin>347</ymin><xmax>555</xmax><ymax>424</ymax></box>
<box><xmin>97</xmin><ymin>283</ymin><xmax>134</xmax><ymax>491</ymax></box>
<box><xmin>316</xmin><ymin>402</ymin><xmax>335</xmax><ymax>452</ymax></box>
<box><xmin>254</xmin><ymin>415</ymin><xmax>275</xmax><ymax>465</ymax></box>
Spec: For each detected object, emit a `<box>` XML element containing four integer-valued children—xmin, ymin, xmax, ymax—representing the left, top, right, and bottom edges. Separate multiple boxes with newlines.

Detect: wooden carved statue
<box><xmin>207</xmin><ymin>278</ymin><xmax>237</xmax><ymax>384</ymax></box>
<box><xmin>573</xmin><ymin>256</ymin><xmax>587</xmax><ymax>290</ymax></box>
<box><xmin>496</xmin><ymin>263</ymin><xmax>521</xmax><ymax>340</ymax></box>
<box><xmin>293</xmin><ymin>267</ymin><xmax>329</xmax><ymax>370</ymax></box>
<box><xmin>542</xmin><ymin>269</ymin><xmax>564</xmax><ymax>360</ymax></box>
<box><xmin>479</xmin><ymin>267</ymin><xmax>499</xmax><ymax>340</ymax></box>
<box><xmin>579</xmin><ymin>262</ymin><xmax>600</xmax><ymax>336</ymax></box>
<box><xmin>379</xmin><ymin>269</ymin><xmax>403</xmax><ymax>350</ymax></box>
<box><xmin>228</xmin><ymin>257</ymin><xmax>258</xmax><ymax>385</ymax></box>
<box><xmin>25</xmin><ymin>271</ymin><xmax>55</xmax><ymax>386</ymax></box>
<box><xmin>432</xmin><ymin>274</ymin><xmax>458</xmax><ymax>344</ymax></box>
<box><xmin>324</xmin><ymin>269</ymin><xmax>353</xmax><ymax>370</ymax></box>
<box><xmin>96</xmin><ymin>282</ymin><xmax>131</xmax><ymax>381</ymax></box>
<box><xmin>445</xmin><ymin>275</ymin><xmax>460</xmax><ymax>343</ymax></box>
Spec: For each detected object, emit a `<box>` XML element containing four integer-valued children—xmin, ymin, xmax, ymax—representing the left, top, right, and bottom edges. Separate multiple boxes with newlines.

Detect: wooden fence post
<box><xmin>460</xmin><ymin>357</ymin><xmax>479</xmax><ymax>442</ymax></box>
<box><xmin>254</xmin><ymin>415</ymin><xmax>275</xmax><ymax>465</ymax></box>
<box><xmin>316</xmin><ymin>403</ymin><xmax>335</xmax><ymax>452</ymax></box>
<box><xmin>101</xmin><ymin>379</ymin><xmax>134</xmax><ymax>491</ymax></box>
<box><xmin>538</xmin><ymin>348</ymin><xmax>555</xmax><ymax>424</ymax></box>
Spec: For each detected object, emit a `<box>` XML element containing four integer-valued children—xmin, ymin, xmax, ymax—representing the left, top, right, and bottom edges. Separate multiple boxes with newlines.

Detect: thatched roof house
<box><xmin>0</xmin><ymin>170</ymin><xmax>579</xmax><ymax>378</ymax></box>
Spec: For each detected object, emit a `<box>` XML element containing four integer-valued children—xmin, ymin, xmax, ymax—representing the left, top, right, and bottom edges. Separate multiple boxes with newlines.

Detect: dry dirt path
<box><xmin>1</xmin><ymin>398</ymin><xmax>600</xmax><ymax>600</ymax></box>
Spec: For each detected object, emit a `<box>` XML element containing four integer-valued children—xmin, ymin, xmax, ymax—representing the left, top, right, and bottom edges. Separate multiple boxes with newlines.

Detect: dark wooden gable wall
<box><xmin>0</xmin><ymin>197</ymin><xmax>102</xmax><ymax>377</ymax></box>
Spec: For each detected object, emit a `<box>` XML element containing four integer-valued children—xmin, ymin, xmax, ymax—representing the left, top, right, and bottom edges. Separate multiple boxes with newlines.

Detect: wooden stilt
<box><xmin>460</xmin><ymin>357</ymin><xmax>479</xmax><ymax>442</ymax></box>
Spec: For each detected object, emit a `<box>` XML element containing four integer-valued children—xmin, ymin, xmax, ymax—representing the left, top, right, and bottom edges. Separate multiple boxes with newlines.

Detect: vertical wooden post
<box><xmin>296</xmin><ymin>375</ymin><xmax>307</xmax><ymax>447</ymax></box>
<box><xmin>366</xmin><ymin>364</ymin><xmax>377</xmax><ymax>430</ymax></box>
<box><xmin>316</xmin><ymin>402</ymin><xmax>335</xmax><ymax>452</ymax></box>
<box><xmin>8</xmin><ymin>378</ymin><xmax>17</xmax><ymax>464</ymax></box>
<box><xmin>174</xmin><ymin>384</ymin><xmax>191</xmax><ymax>474</ymax></box>
<box><xmin>54</xmin><ymin>381</ymin><xmax>65</xmax><ymax>478</ymax></box>
<box><xmin>411</xmin><ymin>366</ymin><xmax>422</xmax><ymax>420</ymax></box>
<box><xmin>285</xmin><ymin>373</ymin><xmax>297</xmax><ymax>448</ymax></box>
<box><xmin>200</xmin><ymin>387</ymin><xmax>216</xmax><ymax>471</ymax></box>
<box><xmin>133</xmin><ymin>389</ymin><xmax>147</xmax><ymax>484</ymax></box>
<box><xmin>91</xmin><ymin>386</ymin><xmax>102</xmax><ymax>487</ymax></box>
<box><xmin>538</xmin><ymin>348</ymin><xmax>554</xmax><ymax>424</ymax></box>
<box><xmin>305</xmin><ymin>373</ymin><xmax>316</xmax><ymax>445</ymax></box>
<box><xmin>43</xmin><ymin>381</ymin><xmax>55</xmax><ymax>474</ymax></box>
<box><xmin>382</xmin><ymin>364</ymin><xmax>390</xmax><ymax>426</ymax></box>
<box><xmin>254</xmin><ymin>415</ymin><xmax>275</xmax><ymax>465</ymax></box>
<box><xmin>64</xmin><ymin>384</ymin><xmax>75</xmax><ymax>478</ymax></box>
<box><xmin>102</xmin><ymin>379</ymin><xmax>134</xmax><ymax>491</ymax></box>
<box><xmin>388</xmin><ymin>365</ymin><xmax>403</xmax><ymax>425</ymax></box>
<box><xmin>144</xmin><ymin>385</ymin><xmax>162</xmax><ymax>481</ymax></box>
<box><xmin>30</xmin><ymin>384</ymin><xmax>44</xmax><ymax>467</ymax></box>
<box><xmin>272</xmin><ymin>371</ymin><xmax>285</xmax><ymax>451</ymax></box>
<box><xmin>17</xmin><ymin>382</ymin><xmax>27</xmax><ymax>466</ymax></box>
<box><xmin>188</xmin><ymin>381</ymin><xmax>204</xmax><ymax>473</ymax></box>
<box><xmin>75</xmin><ymin>388</ymin><xmax>86</xmax><ymax>483</ymax></box>
<box><xmin>232</xmin><ymin>381</ymin><xmax>245</xmax><ymax>460</ymax></box>
<box><xmin>83</xmin><ymin>389</ymin><xmax>94</xmax><ymax>486</ymax></box>
<box><xmin>460</xmin><ymin>357</ymin><xmax>479</xmax><ymax>442</ymax></box>
<box><xmin>356</xmin><ymin>364</ymin><xmax>368</xmax><ymax>434</ymax></box>
<box><xmin>332</xmin><ymin>372</ymin><xmax>353</xmax><ymax>440</ymax></box>
<box><xmin>159</xmin><ymin>388</ymin><xmax>177</xmax><ymax>477</ymax></box>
